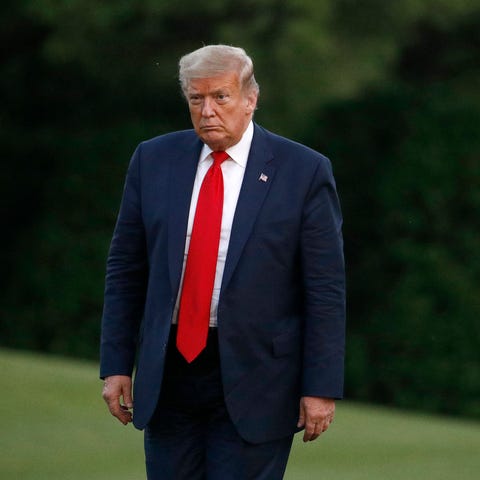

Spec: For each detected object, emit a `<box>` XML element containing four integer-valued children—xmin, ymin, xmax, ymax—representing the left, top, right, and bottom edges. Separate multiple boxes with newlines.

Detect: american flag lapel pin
<box><xmin>259</xmin><ymin>173</ymin><xmax>268</xmax><ymax>182</ymax></box>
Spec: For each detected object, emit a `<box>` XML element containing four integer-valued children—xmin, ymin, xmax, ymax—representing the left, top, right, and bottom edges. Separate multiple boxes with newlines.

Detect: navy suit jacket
<box><xmin>100</xmin><ymin>123</ymin><xmax>345</xmax><ymax>444</ymax></box>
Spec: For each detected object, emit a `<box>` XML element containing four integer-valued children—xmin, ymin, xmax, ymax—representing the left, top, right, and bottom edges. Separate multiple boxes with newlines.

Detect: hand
<box><xmin>102</xmin><ymin>375</ymin><xmax>133</xmax><ymax>425</ymax></box>
<box><xmin>297</xmin><ymin>396</ymin><xmax>335</xmax><ymax>442</ymax></box>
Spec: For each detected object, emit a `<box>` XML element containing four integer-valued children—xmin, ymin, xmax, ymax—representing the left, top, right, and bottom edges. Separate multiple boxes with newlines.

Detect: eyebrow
<box><xmin>188</xmin><ymin>86</ymin><xmax>232</xmax><ymax>95</ymax></box>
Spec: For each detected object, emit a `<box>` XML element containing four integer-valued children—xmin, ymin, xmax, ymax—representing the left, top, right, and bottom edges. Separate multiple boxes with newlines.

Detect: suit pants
<box><xmin>144</xmin><ymin>326</ymin><xmax>294</xmax><ymax>480</ymax></box>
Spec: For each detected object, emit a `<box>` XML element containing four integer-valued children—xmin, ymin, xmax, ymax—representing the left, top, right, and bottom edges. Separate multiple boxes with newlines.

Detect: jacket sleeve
<box><xmin>100</xmin><ymin>145</ymin><xmax>148</xmax><ymax>379</ymax></box>
<box><xmin>300</xmin><ymin>155</ymin><xmax>346</xmax><ymax>398</ymax></box>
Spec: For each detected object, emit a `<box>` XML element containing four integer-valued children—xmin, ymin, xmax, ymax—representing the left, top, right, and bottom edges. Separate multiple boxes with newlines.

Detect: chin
<box><xmin>201</xmin><ymin>134</ymin><xmax>229</xmax><ymax>151</ymax></box>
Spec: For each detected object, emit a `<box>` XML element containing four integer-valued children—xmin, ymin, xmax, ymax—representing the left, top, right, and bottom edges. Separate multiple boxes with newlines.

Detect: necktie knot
<box><xmin>211</xmin><ymin>151</ymin><xmax>229</xmax><ymax>167</ymax></box>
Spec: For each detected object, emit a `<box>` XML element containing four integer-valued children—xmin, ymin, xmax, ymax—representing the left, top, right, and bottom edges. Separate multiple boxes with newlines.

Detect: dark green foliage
<box><xmin>1</xmin><ymin>1</ymin><xmax>479</xmax><ymax>418</ymax></box>
<box><xmin>306</xmin><ymin>17</ymin><xmax>480</xmax><ymax>417</ymax></box>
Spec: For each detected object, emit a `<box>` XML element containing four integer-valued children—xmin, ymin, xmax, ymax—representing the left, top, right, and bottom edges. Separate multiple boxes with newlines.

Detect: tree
<box><xmin>307</xmin><ymin>15</ymin><xmax>480</xmax><ymax>416</ymax></box>
<box><xmin>1</xmin><ymin>0</ymin><xmax>479</xmax><ymax>417</ymax></box>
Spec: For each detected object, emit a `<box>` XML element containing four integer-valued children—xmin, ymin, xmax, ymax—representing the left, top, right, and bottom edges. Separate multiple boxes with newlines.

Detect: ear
<box><xmin>245</xmin><ymin>90</ymin><xmax>258</xmax><ymax>114</ymax></box>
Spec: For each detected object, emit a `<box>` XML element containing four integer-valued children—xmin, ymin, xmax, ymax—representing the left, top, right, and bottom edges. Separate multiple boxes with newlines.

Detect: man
<box><xmin>101</xmin><ymin>44</ymin><xmax>345</xmax><ymax>479</ymax></box>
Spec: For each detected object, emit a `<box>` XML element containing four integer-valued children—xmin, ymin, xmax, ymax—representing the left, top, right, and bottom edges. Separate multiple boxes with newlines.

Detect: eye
<box><xmin>216</xmin><ymin>93</ymin><xmax>230</xmax><ymax>104</ymax></box>
<box><xmin>189</xmin><ymin>95</ymin><xmax>202</xmax><ymax>106</ymax></box>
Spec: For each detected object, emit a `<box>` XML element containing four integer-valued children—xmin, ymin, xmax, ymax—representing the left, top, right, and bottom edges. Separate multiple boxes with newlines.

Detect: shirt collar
<box><xmin>199</xmin><ymin>121</ymin><xmax>254</xmax><ymax>168</ymax></box>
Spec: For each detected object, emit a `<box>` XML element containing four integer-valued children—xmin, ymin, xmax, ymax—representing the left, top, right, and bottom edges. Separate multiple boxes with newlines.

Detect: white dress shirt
<box><xmin>173</xmin><ymin>121</ymin><xmax>254</xmax><ymax>327</ymax></box>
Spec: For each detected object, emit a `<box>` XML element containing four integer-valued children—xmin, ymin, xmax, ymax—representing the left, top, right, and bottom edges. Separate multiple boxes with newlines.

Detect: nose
<box><xmin>201</xmin><ymin>97</ymin><xmax>216</xmax><ymax>117</ymax></box>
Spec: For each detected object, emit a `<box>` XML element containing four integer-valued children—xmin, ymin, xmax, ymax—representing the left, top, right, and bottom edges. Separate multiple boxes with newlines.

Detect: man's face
<box><xmin>186</xmin><ymin>71</ymin><xmax>257</xmax><ymax>151</ymax></box>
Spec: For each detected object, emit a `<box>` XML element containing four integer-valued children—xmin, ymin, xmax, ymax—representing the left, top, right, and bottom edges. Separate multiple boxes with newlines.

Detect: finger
<box><xmin>297</xmin><ymin>401</ymin><xmax>306</xmax><ymax>428</ymax></box>
<box><xmin>302</xmin><ymin>419</ymin><xmax>317</xmax><ymax>442</ymax></box>
<box><xmin>311</xmin><ymin>422</ymin><xmax>323</xmax><ymax>441</ymax></box>
<box><xmin>118</xmin><ymin>407</ymin><xmax>133</xmax><ymax>424</ymax></box>
<box><xmin>103</xmin><ymin>385</ymin><xmax>132</xmax><ymax>425</ymax></box>
<box><xmin>111</xmin><ymin>403</ymin><xmax>132</xmax><ymax>425</ymax></box>
<box><xmin>122</xmin><ymin>384</ymin><xmax>134</xmax><ymax>409</ymax></box>
<box><xmin>305</xmin><ymin>420</ymin><xmax>330</xmax><ymax>442</ymax></box>
<box><xmin>105</xmin><ymin>396</ymin><xmax>128</xmax><ymax>423</ymax></box>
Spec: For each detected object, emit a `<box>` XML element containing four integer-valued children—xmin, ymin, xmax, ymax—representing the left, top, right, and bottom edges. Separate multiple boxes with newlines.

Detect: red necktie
<box><xmin>177</xmin><ymin>151</ymin><xmax>229</xmax><ymax>363</ymax></box>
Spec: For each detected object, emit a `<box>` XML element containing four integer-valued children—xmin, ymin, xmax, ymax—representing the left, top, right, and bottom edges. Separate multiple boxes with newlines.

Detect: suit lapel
<box><xmin>221</xmin><ymin>125</ymin><xmax>275</xmax><ymax>292</ymax></box>
<box><xmin>168</xmin><ymin>134</ymin><xmax>203</xmax><ymax>295</ymax></box>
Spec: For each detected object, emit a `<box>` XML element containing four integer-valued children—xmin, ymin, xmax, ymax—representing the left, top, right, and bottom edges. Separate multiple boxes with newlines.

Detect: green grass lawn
<box><xmin>1</xmin><ymin>348</ymin><xmax>479</xmax><ymax>479</ymax></box>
